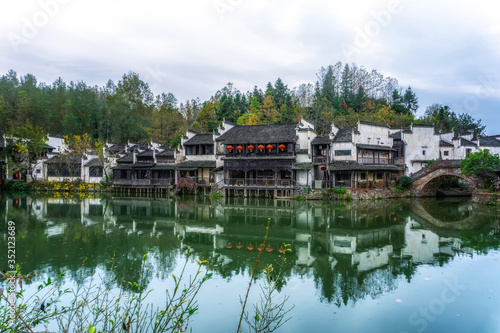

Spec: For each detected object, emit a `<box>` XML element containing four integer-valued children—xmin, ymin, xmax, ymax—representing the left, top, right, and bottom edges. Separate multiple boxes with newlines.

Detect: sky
<box><xmin>1</xmin><ymin>0</ymin><xmax>499</xmax><ymax>133</ymax></box>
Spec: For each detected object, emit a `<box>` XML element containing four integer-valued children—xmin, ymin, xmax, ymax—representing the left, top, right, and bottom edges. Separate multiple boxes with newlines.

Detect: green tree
<box><xmin>7</xmin><ymin>121</ymin><xmax>48</xmax><ymax>181</ymax></box>
<box><xmin>460</xmin><ymin>149</ymin><xmax>500</xmax><ymax>179</ymax></box>
<box><xmin>150</xmin><ymin>93</ymin><xmax>183</xmax><ymax>146</ymax></box>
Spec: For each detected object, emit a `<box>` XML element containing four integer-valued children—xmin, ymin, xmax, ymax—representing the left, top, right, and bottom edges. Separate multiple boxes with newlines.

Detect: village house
<box><xmin>211</xmin><ymin>118</ymin><xmax>317</xmax><ymax>197</ymax></box>
<box><xmin>325</xmin><ymin>120</ymin><xmax>402</xmax><ymax>189</ymax></box>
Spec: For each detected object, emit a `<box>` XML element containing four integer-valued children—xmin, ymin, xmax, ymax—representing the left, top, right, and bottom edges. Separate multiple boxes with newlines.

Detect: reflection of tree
<box><xmin>2</xmin><ymin>195</ymin><xmax>500</xmax><ymax>308</ymax></box>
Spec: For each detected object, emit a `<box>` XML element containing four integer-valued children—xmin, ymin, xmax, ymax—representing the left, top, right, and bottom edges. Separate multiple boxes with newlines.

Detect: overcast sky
<box><xmin>1</xmin><ymin>0</ymin><xmax>499</xmax><ymax>133</ymax></box>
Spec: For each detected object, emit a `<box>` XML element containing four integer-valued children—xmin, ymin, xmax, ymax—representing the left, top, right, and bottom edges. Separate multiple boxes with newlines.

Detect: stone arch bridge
<box><xmin>410</xmin><ymin>160</ymin><xmax>483</xmax><ymax>196</ymax></box>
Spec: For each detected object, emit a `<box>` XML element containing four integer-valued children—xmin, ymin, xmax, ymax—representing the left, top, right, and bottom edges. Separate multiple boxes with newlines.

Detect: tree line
<box><xmin>0</xmin><ymin>62</ymin><xmax>487</xmax><ymax>148</ymax></box>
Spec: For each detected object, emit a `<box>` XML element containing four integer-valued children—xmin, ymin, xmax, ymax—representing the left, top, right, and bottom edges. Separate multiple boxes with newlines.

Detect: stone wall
<box><xmin>471</xmin><ymin>190</ymin><xmax>500</xmax><ymax>205</ymax></box>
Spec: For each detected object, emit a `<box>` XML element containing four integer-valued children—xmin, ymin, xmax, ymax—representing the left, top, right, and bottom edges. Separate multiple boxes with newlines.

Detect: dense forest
<box><xmin>0</xmin><ymin>62</ymin><xmax>486</xmax><ymax>147</ymax></box>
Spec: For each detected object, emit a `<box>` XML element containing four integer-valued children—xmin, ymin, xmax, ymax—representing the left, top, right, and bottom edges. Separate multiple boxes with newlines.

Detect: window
<box><xmin>360</xmin><ymin>172</ymin><xmax>366</xmax><ymax>180</ymax></box>
<box><xmin>422</xmin><ymin>150</ymin><xmax>426</xmax><ymax>156</ymax></box>
<box><xmin>376</xmin><ymin>172</ymin><xmax>383</xmax><ymax>180</ymax></box>
<box><xmin>335</xmin><ymin>150</ymin><xmax>351</xmax><ymax>156</ymax></box>
<box><xmin>466</xmin><ymin>148</ymin><xmax>472</xmax><ymax>157</ymax></box>
<box><xmin>36</xmin><ymin>169</ymin><xmax>41</xmax><ymax>174</ymax></box>
<box><xmin>206</xmin><ymin>145</ymin><xmax>214</xmax><ymax>154</ymax></box>
<box><xmin>89</xmin><ymin>166</ymin><xmax>103</xmax><ymax>177</ymax></box>
<box><xmin>443</xmin><ymin>151</ymin><xmax>449</xmax><ymax>157</ymax></box>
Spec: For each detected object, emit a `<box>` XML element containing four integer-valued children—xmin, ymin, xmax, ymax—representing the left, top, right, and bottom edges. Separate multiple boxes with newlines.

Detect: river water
<box><xmin>1</xmin><ymin>194</ymin><xmax>500</xmax><ymax>333</ymax></box>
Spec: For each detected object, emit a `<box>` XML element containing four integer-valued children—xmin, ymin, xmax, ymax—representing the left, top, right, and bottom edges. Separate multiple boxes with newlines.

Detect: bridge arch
<box><xmin>410</xmin><ymin>160</ymin><xmax>482</xmax><ymax>196</ymax></box>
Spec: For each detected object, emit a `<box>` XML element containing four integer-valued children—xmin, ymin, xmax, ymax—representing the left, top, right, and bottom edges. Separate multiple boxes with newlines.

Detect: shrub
<box><xmin>397</xmin><ymin>175</ymin><xmax>412</xmax><ymax>189</ymax></box>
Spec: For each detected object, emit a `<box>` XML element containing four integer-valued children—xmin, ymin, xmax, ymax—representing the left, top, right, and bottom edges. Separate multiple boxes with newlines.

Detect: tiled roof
<box><xmin>84</xmin><ymin>158</ymin><xmax>101</xmax><ymax>167</ymax></box>
<box><xmin>216</xmin><ymin>124</ymin><xmax>298</xmax><ymax>144</ymax></box>
<box><xmin>116</xmin><ymin>153</ymin><xmax>133</xmax><ymax>163</ymax></box>
<box><xmin>439</xmin><ymin>140</ymin><xmax>454</xmax><ymax>147</ymax></box>
<box><xmin>137</xmin><ymin>149</ymin><xmax>155</xmax><ymax>157</ymax></box>
<box><xmin>356</xmin><ymin>144</ymin><xmax>397</xmax><ymax>151</ymax></box>
<box><xmin>460</xmin><ymin>138</ymin><xmax>477</xmax><ymax>147</ymax></box>
<box><xmin>44</xmin><ymin>154</ymin><xmax>81</xmax><ymax>164</ymax></box>
<box><xmin>176</xmin><ymin>160</ymin><xmax>216</xmax><ymax>170</ymax></box>
<box><xmin>184</xmin><ymin>134</ymin><xmax>214</xmax><ymax>145</ymax></box>
<box><xmin>333</xmin><ymin>128</ymin><xmax>352</xmax><ymax>143</ymax></box>
<box><xmin>108</xmin><ymin>144</ymin><xmax>125</xmax><ymax>153</ymax></box>
<box><xmin>157</xmin><ymin>149</ymin><xmax>175</xmax><ymax>157</ymax></box>
<box><xmin>389</xmin><ymin>131</ymin><xmax>401</xmax><ymax>140</ymax></box>
<box><xmin>328</xmin><ymin>161</ymin><xmax>402</xmax><ymax>171</ymax></box>
<box><xmin>293</xmin><ymin>163</ymin><xmax>312</xmax><ymax>170</ymax></box>
<box><xmin>479</xmin><ymin>136</ymin><xmax>500</xmax><ymax>147</ymax></box>
<box><xmin>222</xmin><ymin>156</ymin><xmax>295</xmax><ymax>160</ymax></box>
<box><xmin>151</xmin><ymin>163</ymin><xmax>176</xmax><ymax>170</ymax></box>
<box><xmin>311</xmin><ymin>136</ymin><xmax>331</xmax><ymax>145</ymax></box>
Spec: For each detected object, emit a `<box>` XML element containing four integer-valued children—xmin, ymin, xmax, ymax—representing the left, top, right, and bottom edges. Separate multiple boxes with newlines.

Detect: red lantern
<box><xmin>227</xmin><ymin>145</ymin><xmax>234</xmax><ymax>152</ymax></box>
<box><xmin>237</xmin><ymin>145</ymin><xmax>243</xmax><ymax>152</ymax></box>
<box><xmin>248</xmin><ymin>145</ymin><xmax>255</xmax><ymax>152</ymax></box>
<box><xmin>266</xmin><ymin>144</ymin><xmax>274</xmax><ymax>152</ymax></box>
<box><xmin>279</xmin><ymin>144</ymin><xmax>286</xmax><ymax>151</ymax></box>
<box><xmin>258</xmin><ymin>144</ymin><xmax>265</xmax><ymax>152</ymax></box>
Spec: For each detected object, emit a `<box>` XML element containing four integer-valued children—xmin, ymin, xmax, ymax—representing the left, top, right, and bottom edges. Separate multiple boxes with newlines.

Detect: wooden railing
<box><xmin>224</xmin><ymin>178</ymin><xmax>294</xmax><ymax>187</ymax></box>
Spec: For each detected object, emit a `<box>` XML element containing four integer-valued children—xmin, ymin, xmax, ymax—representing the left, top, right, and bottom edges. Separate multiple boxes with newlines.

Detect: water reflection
<box><xmin>0</xmin><ymin>195</ymin><xmax>499</xmax><ymax>305</ymax></box>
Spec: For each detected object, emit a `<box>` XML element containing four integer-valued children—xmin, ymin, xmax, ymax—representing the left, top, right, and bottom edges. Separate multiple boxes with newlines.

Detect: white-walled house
<box><xmin>327</xmin><ymin>120</ymin><xmax>402</xmax><ymax>188</ymax></box>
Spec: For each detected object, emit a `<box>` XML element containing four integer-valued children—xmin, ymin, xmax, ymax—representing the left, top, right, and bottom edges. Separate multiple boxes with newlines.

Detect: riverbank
<box><xmin>471</xmin><ymin>190</ymin><xmax>500</xmax><ymax>205</ymax></box>
<box><xmin>303</xmin><ymin>187</ymin><xmax>411</xmax><ymax>200</ymax></box>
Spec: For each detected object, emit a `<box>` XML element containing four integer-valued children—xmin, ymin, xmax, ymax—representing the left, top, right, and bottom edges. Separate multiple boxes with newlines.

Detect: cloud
<box><xmin>0</xmin><ymin>0</ymin><xmax>499</xmax><ymax>133</ymax></box>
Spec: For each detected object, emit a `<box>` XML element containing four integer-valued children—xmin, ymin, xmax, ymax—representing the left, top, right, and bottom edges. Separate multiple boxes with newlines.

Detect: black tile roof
<box><xmin>176</xmin><ymin>160</ymin><xmax>216</xmax><ymax>170</ymax></box>
<box><xmin>157</xmin><ymin>149</ymin><xmax>175</xmax><ymax>157</ymax></box>
<box><xmin>216</xmin><ymin>124</ymin><xmax>297</xmax><ymax>144</ymax></box>
<box><xmin>293</xmin><ymin>163</ymin><xmax>312</xmax><ymax>170</ymax></box>
<box><xmin>389</xmin><ymin>131</ymin><xmax>402</xmax><ymax>140</ymax></box>
<box><xmin>479</xmin><ymin>136</ymin><xmax>500</xmax><ymax>147</ymax></box>
<box><xmin>328</xmin><ymin>161</ymin><xmax>402</xmax><ymax>171</ymax></box>
<box><xmin>311</xmin><ymin>136</ymin><xmax>331</xmax><ymax>145</ymax></box>
<box><xmin>333</xmin><ymin>128</ymin><xmax>353</xmax><ymax>143</ymax></box>
<box><xmin>460</xmin><ymin>138</ymin><xmax>477</xmax><ymax>147</ymax></box>
<box><xmin>151</xmin><ymin>163</ymin><xmax>176</xmax><ymax>170</ymax></box>
<box><xmin>44</xmin><ymin>154</ymin><xmax>81</xmax><ymax>164</ymax></box>
<box><xmin>137</xmin><ymin>149</ymin><xmax>155</xmax><ymax>157</ymax></box>
<box><xmin>108</xmin><ymin>144</ymin><xmax>125</xmax><ymax>153</ymax></box>
<box><xmin>184</xmin><ymin>134</ymin><xmax>214</xmax><ymax>145</ymax></box>
<box><xmin>439</xmin><ymin>140</ymin><xmax>454</xmax><ymax>147</ymax></box>
<box><xmin>356</xmin><ymin>144</ymin><xmax>397</xmax><ymax>151</ymax></box>
<box><xmin>84</xmin><ymin>158</ymin><xmax>101</xmax><ymax>167</ymax></box>
<box><xmin>222</xmin><ymin>156</ymin><xmax>296</xmax><ymax>160</ymax></box>
<box><xmin>116</xmin><ymin>153</ymin><xmax>133</xmax><ymax>163</ymax></box>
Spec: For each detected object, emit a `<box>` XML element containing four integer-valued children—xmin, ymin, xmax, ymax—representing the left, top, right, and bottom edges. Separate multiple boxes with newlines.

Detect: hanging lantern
<box><xmin>258</xmin><ymin>144</ymin><xmax>265</xmax><ymax>152</ymax></box>
<box><xmin>227</xmin><ymin>241</ymin><xmax>233</xmax><ymax>249</ymax></box>
<box><xmin>227</xmin><ymin>145</ymin><xmax>234</xmax><ymax>152</ymax></box>
<box><xmin>279</xmin><ymin>144</ymin><xmax>286</xmax><ymax>151</ymax></box>
<box><xmin>248</xmin><ymin>145</ymin><xmax>255</xmax><ymax>152</ymax></box>
<box><xmin>266</xmin><ymin>144</ymin><xmax>274</xmax><ymax>152</ymax></box>
<box><xmin>237</xmin><ymin>145</ymin><xmax>243</xmax><ymax>152</ymax></box>
<box><xmin>321</xmin><ymin>166</ymin><xmax>327</xmax><ymax>171</ymax></box>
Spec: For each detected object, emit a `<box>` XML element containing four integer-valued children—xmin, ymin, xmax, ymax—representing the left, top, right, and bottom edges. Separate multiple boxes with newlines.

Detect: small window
<box><xmin>422</xmin><ymin>150</ymin><xmax>426</xmax><ymax>156</ymax></box>
<box><xmin>36</xmin><ymin>169</ymin><xmax>41</xmax><ymax>174</ymax></box>
<box><xmin>376</xmin><ymin>172</ymin><xmax>383</xmax><ymax>180</ymax></box>
<box><xmin>360</xmin><ymin>172</ymin><xmax>366</xmax><ymax>180</ymax></box>
<box><xmin>443</xmin><ymin>151</ymin><xmax>449</xmax><ymax>156</ymax></box>
<box><xmin>335</xmin><ymin>150</ymin><xmax>351</xmax><ymax>156</ymax></box>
